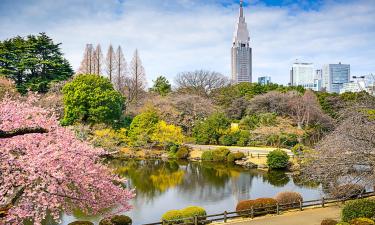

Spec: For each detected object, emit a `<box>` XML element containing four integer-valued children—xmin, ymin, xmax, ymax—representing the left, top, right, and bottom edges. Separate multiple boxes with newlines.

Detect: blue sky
<box><xmin>0</xmin><ymin>0</ymin><xmax>374</xmax><ymax>85</ymax></box>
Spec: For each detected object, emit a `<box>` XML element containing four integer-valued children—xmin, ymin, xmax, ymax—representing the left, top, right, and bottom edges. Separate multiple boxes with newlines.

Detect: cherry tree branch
<box><xmin>0</xmin><ymin>127</ymin><xmax>48</xmax><ymax>138</ymax></box>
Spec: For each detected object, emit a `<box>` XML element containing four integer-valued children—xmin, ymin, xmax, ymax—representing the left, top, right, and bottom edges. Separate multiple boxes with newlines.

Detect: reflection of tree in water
<box><xmin>109</xmin><ymin>159</ymin><xmax>183</xmax><ymax>200</ymax></box>
<box><xmin>262</xmin><ymin>170</ymin><xmax>290</xmax><ymax>187</ymax></box>
<box><xmin>292</xmin><ymin>174</ymin><xmax>320</xmax><ymax>189</ymax></box>
<box><xmin>178</xmin><ymin>162</ymin><xmax>256</xmax><ymax>202</ymax></box>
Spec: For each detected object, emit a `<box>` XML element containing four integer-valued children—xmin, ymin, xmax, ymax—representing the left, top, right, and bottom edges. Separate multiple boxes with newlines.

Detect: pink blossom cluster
<box><xmin>0</xmin><ymin>96</ymin><xmax>134</xmax><ymax>225</ymax></box>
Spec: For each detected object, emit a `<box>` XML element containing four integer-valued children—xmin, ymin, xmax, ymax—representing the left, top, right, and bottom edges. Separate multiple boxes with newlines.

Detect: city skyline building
<box><xmin>231</xmin><ymin>0</ymin><xmax>252</xmax><ymax>83</ymax></box>
<box><xmin>290</xmin><ymin>61</ymin><xmax>315</xmax><ymax>89</ymax></box>
<box><xmin>322</xmin><ymin>62</ymin><xmax>350</xmax><ymax>93</ymax></box>
<box><xmin>258</xmin><ymin>76</ymin><xmax>271</xmax><ymax>85</ymax></box>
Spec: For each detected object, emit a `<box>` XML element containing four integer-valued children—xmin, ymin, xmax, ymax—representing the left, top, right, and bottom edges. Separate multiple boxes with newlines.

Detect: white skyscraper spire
<box><xmin>231</xmin><ymin>0</ymin><xmax>252</xmax><ymax>83</ymax></box>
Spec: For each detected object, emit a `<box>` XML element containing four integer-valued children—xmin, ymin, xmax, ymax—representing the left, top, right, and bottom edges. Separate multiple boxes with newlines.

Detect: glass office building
<box><xmin>258</xmin><ymin>76</ymin><xmax>271</xmax><ymax>85</ymax></box>
<box><xmin>322</xmin><ymin>63</ymin><xmax>350</xmax><ymax>93</ymax></box>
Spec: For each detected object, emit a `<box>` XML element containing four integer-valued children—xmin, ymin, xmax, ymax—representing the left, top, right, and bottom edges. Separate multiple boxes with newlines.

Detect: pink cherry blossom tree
<box><xmin>0</xmin><ymin>95</ymin><xmax>134</xmax><ymax>224</ymax></box>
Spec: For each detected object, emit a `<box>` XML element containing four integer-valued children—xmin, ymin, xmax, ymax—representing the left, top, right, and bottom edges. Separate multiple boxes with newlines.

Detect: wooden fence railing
<box><xmin>143</xmin><ymin>191</ymin><xmax>375</xmax><ymax>225</ymax></box>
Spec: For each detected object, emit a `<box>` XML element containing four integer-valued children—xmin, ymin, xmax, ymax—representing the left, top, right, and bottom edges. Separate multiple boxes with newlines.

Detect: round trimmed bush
<box><xmin>68</xmin><ymin>221</ymin><xmax>94</xmax><ymax>225</ymax></box>
<box><xmin>350</xmin><ymin>218</ymin><xmax>375</xmax><ymax>225</ymax></box>
<box><xmin>236</xmin><ymin>198</ymin><xmax>277</xmax><ymax>216</ymax></box>
<box><xmin>181</xmin><ymin>206</ymin><xmax>206</xmax><ymax>218</ymax></box>
<box><xmin>236</xmin><ymin>200</ymin><xmax>255</xmax><ymax>216</ymax></box>
<box><xmin>162</xmin><ymin>209</ymin><xmax>183</xmax><ymax>222</ymax></box>
<box><xmin>175</xmin><ymin>147</ymin><xmax>189</xmax><ymax>159</ymax></box>
<box><xmin>201</xmin><ymin>151</ymin><xmax>214</xmax><ymax>161</ymax></box>
<box><xmin>274</xmin><ymin>191</ymin><xmax>303</xmax><ymax>207</ymax></box>
<box><xmin>336</xmin><ymin>222</ymin><xmax>350</xmax><ymax>225</ymax></box>
<box><xmin>227</xmin><ymin>152</ymin><xmax>245</xmax><ymax>163</ymax></box>
<box><xmin>321</xmin><ymin>219</ymin><xmax>338</xmax><ymax>225</ymax></box>
<box><xmin>331</xmin><ymin>184</ymin><xmax>365</xmax><ymax>199</ymax></box>
<box><xmin>212</xmin><ymin>147</ymin><xmax>230</xmax><ymax>161</ymax></box>
<box><xmin>161</xmin><ymin>206</ymin><xmax>206</xmax><ymax>224</ymax></box>
<box><xmin>201</xmin><ymin>148</ymin><xmax>230</xmax><ymax>162</ymax></box>
<box><xmin>110</xmin><ymin>215</ymin><xmax>132</xmax><ymax>225</ymax></box>
<box><xmin>341</xmin><ymin>199</ymin><xmax>375</xmax><ymax>222</ymax></box>
<box><xmin>99</xmin><ymin>215</ymin><xmax>132</xmax><ymax>225</ymax></box>
<box><xmin>266</xmin><ymin>149</ymin><xmax>290</xmax><ymax>169</ymax></box>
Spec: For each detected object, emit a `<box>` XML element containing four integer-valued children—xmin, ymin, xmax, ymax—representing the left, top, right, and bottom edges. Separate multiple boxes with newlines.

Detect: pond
<box><xmin>60</xmin><ymin>159</ymin><xmax>322</xmax><ymax>225</ymax></box>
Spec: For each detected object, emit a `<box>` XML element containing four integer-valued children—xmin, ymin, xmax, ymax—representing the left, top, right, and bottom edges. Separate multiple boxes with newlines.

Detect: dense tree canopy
<box><xmin>193</xmin><ymin>113</ymin><xmax>231</xmax><ymax>144</ymax></box>
<box><xmin>0</xmin><ymin>96</ymin><xmax>134</xmax><ymax>224</ymax></box>
<box><xmin>0</xmin><ymin>33</ymin><xmax>73</xmax><ymax>93</ymax></box>
<box><xmin>61</xmin><ymin>74</ymin><xmax>124</xmax><ymax>125</ymax></box>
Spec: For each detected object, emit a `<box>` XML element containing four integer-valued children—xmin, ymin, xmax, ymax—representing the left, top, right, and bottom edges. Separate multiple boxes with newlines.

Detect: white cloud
<box><xmin>0</xmin><ymin>0</ymin><xmax>374</xmax><ymax>85</ymax></box>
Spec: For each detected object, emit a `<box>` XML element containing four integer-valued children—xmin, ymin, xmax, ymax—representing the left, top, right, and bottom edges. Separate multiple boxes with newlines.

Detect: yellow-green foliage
<box><xmin>350</xmin><ymin>218</ymin><xmax>375</xmax><ymax>225</ymax></box>
<box><xmin>227</xmin><ymin>152</ymin><xmax>245</xmax><ymax>162</ymax></box>
<box><xmin>161</xmin><ymin>206</ymin><xmax>207</xmax><ymax>223</ymax></box>
<box><xmin>201</xmin><ymin>147</ymin><xmax>230</xmax><ymax>161</ymax></box>
<box><xmin>161</xmin><ymin>209</ymin><xmax>183</xmax><ymax>222</ymax></box>
<box><xmin>92</xmin><ymin>128</ymin><xmax>127</xmax><ymax>150</ymax></box>
<box><xmin>181</xmin><ymin>206</ymin><xmax>207</xmax><ymax>218</ymax></box>
<box><xmin>151</xmin><ymin>121</ymin><xmax>185</xmax><ymax>147</ymax></box>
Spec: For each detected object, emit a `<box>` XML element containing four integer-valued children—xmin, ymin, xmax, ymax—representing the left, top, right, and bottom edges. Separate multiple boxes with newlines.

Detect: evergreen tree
<box><xmin>150</xmin><ymin>76</ymin><xmax>171</xmax><ymax>96</ymax></box>
<box><xmin>0</xmin><ymin>33</ymin><xmax>73</xmax><ymax>93</ymax></box>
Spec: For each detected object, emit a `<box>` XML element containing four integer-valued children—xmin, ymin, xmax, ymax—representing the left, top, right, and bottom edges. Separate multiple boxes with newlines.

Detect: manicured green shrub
<box><xmin>212</xmin><ymin>147</ymin><xmax>230</xmax><ymax>161</ymax></box>
<box><xmin>110</xmin><ymin>215</ymin><xmax>132</xmax><ymax>225</ymax></box>
<box><xmin>331</xmin><ymin>184</ymin><xmax>365</xmax><ymax>199</ymax></box>
<box><xmin>174</xmin><ymin>146</ymin><xmax>189</xmax><ymax>159</ymax></box>
<box><xmin>161</xmin><ymin>210</ymin><xmax>183</xmax><ymax>223</ymax></box>
<box><xmin>336</xmin><ymin>223</ymin><xmax>350</xmax><ymax>225</ymax></box>
<box><xmin>227</xmin><ymin>152</ymin><xmax>245</xmax><ymax>163</ymax></box>
<box><xmin>274</xmin><ymin>191</ymin><xmax>303</xmax><ymax>207</ymax></box>
<box><xmin>350</xmin><ymin>218</ymin><xmax>375</xmax><ymax>225</ymax></box>
<box><xmin>68</xmin><ymin>221</ymin><xmax>94</xmax><ymax>225</ymax></box>
<box><xmin>201</xmin><ymin>151</ymin><xmax>214</xmax><ymax>161</ymax></box>
<box><xmin>341</xmin><ymin>199</ymin><xmax>375</xmax><ymax>222</ymax></box>
<box><xmin>161</xmin><ymin>206</ymin><xmax>206</xmax><ymax>224</ymax></box>
<box><xmin>201</xmin><ymin>148</ymin><xmax>230</xmax><ymax>162</ymax></box>
<box><xmin>321</xmin><ymin>219</ymin><xmax>338</xmax><ymax>225</ymax></box>
<box><xmin>181</xmin><ymin>206</ymin><xmax>207</xmax><ymax>219</ymax></box>
<box><xmin>266</xmin><ymin>149</ymin><xmax>290</xmax><ymax>169</ymax></box>
<box><xmin>236</xmin><ymin>198</ymin><xmax>277</xmax><ymax>216</ymax></box>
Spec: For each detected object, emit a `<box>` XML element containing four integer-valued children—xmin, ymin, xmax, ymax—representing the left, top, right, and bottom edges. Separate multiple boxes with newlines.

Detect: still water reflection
<box><xmin>61</xmin><ymin>159</ymin><xmax>321</xmax><ymax>225</ymax></box>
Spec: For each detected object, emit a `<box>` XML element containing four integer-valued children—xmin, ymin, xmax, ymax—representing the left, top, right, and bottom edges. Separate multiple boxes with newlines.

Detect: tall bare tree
<box><xmin>175</xmin><ymin>70</ymin><xmax>230</xmax><ymax>98</ymax></box>
<box><xmin>128</xmin><ymin>49</ymin><xmax>146</xmax><ymax>103</ymax></box>
<box><xmin>77</xmin><ymin>44</ymin><xmax>94</xmax><ymax>74</ymax></box>
<box><xmin>92</xmin><ymin>44</ymin><xmax>103</xmax><ymax>75</ymax></box>
<box><xmin>113</xmin><ymin>46</ymin><xmax>127</xmax><ymax>94</ymax></box>
<box><xmin>106</xmin><ymin>44</ymin><xmax>116</xmax><ymax>82</ymax></box>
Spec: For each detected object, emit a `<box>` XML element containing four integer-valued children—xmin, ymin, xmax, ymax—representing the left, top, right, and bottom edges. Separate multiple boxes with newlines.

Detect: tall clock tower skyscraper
<box><xmin>231</xmin><ymin>0</ymin><xmax>252</xmax><ymax>83</ymax></box>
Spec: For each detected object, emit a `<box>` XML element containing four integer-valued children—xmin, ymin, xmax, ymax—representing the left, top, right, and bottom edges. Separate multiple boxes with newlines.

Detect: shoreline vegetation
<box><xmin>2</xmin><ymin>33</ymin><xmax>375</xmax><ymax>225</ymax></box>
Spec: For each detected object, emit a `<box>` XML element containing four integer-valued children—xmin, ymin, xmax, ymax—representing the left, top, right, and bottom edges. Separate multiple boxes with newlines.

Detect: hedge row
<box><xmin>236</xmin><ymin>191</ymin><xmax>303</xmax><ymax>217</ymax></box>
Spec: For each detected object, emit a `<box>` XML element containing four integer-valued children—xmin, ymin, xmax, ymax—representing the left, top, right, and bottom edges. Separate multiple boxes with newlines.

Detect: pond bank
<box><xmin>113</xmin><ymin>145</ymin><xmax>296</xmax><ymax>170</ymax></box>
<box><xmin>61</xmin><ymin>159</ymin><xmax>321</xmax><ymax>225</ymax></box>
